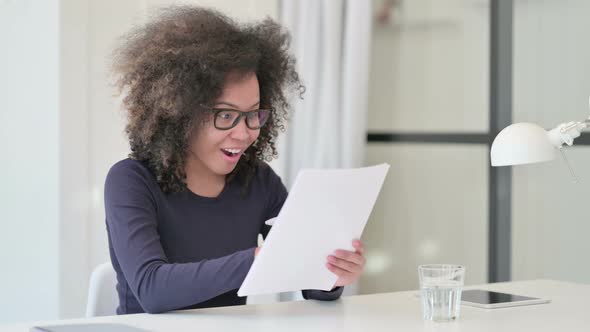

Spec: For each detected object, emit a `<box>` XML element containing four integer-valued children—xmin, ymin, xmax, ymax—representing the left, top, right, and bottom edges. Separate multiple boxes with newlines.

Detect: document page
<box><xmin>238</xmin><ymin>164</ymin><xmax>390</xmax><ymax>296</ymax></box>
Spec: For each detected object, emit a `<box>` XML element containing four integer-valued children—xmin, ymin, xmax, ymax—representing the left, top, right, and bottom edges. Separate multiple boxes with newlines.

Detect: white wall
<box><xmin>361</xmin><ymin>0</ymin><xmax>490</xmax><ymax>294</ymax></box>
<box><xmin>0</xmin><ymin>0</ymin><xmax>60</xmax><ymax>323</ymax></box>
<box><xmin>512</xmin><ymin>0</ymin><xmax>590</xmax><ymax>284</ymax></box>
<box><xmin>368</xmin><ymin>0</ymin><xmax>489</xmax><ymax>133</ymax></box>
<box><xmin>85</xmin><ymin>0</ymin><xmax>146</xmax><ymax>296</ymax></box>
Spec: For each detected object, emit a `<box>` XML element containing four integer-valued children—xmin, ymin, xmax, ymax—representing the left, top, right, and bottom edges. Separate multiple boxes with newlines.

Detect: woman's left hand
<box><xmin>327</xmin><ymin>239</ymin><xmax>366</xmax><ymax>287</ymax></box>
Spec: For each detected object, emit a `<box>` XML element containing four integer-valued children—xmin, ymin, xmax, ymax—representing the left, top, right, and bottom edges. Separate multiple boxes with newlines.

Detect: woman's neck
<box><xmin>184</xmin><ymin>158</ymin><xmax>226</xmax><ymax>198</ymax></box>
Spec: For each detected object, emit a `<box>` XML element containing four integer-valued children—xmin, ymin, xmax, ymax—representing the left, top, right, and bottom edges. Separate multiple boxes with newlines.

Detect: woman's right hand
<box><xmin>255</xmin><ymin>247</ymin><xmax>261</xmax><ymax>257</ymax></box>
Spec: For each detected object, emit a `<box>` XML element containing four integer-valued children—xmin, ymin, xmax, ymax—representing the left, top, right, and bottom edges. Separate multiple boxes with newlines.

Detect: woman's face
<box><xmin>188</xmin><ymin>72</ymin><xmax>261</xmax><ymax>177</ymax></box>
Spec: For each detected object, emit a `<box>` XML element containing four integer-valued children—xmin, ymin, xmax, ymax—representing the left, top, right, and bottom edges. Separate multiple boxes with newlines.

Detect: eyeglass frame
<box><xmin>199</xmin><ymin>104</ymin><xmax>272</xmax><ymax>130</ymax></box>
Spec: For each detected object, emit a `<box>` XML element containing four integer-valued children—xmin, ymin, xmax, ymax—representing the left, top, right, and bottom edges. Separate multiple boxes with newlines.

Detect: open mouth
<box><xmin>221</xmin><ymin>148</ymin><xmax>242</xmax><ymax>157</ymax></box>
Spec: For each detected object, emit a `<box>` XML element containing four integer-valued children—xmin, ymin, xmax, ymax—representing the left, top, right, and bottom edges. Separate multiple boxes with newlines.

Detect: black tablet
<box><xmin>461</xmin><ymin>289</ymin><xmax>550</xmax><ymax>308</ymax></box>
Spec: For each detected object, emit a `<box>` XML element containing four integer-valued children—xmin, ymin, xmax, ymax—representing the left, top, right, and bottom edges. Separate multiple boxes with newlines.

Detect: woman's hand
<box><xmin>327</xmin><ymin>239</ymin><xmax>366</xmax><ymax>287</ymax></box>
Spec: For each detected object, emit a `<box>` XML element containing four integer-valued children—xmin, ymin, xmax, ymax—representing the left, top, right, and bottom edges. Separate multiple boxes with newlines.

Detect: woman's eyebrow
<box><xmin>214</xmin><ymin>101</ymin><xmax>260</xmax><ymax>109</ymax></box>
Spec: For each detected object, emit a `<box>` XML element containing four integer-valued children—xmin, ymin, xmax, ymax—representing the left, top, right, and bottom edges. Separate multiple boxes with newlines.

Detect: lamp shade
<box><xmin>490</xmin><ymin>123</ymin><xmax>557</xmax><ymax>166</ymax></box>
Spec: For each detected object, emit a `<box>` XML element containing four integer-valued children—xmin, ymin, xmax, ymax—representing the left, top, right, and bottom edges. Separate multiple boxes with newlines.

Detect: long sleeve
<box><xmin>260</xmin><ymin>164</ymin><xmax>343</xmax><ymax>301</ymax></box>
<box><xmin>105</xmin><ymin>163</ymin><xmax>255</xmax><ymax>314</ymax></box>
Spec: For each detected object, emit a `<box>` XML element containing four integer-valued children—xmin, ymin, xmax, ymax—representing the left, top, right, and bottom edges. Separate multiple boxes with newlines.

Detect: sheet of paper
<box><xmin>237</xmin><ymin>163</ymin><xmax>390</xmax><ymax>297</ymax></box>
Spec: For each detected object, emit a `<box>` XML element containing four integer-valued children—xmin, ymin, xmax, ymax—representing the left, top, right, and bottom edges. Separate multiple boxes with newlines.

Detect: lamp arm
<box><xmin>548</xmin><ymin>118</ymin><xmax>589</xmax><ymax>148</ymax></box>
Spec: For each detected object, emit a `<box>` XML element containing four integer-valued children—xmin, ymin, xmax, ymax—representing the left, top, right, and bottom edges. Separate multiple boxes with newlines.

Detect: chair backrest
<box><xmin>85</xmin><ymin>262</ymin><xmax>119</xmax><ymax>317</ymax></box>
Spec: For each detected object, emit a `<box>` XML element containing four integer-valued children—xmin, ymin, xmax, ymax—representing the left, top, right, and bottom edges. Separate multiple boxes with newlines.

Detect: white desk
<box><xmin>3</xmin><ymin>280</ymin><xmax>589</xmax><ymax>332</ymax></box>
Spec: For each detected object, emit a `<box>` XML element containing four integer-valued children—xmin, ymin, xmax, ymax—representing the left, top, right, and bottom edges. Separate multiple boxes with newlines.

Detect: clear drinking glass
<box><xmin>418</xmin><ymin>264</ymin><xmax>466</xmax><ymax>322</ymax></box>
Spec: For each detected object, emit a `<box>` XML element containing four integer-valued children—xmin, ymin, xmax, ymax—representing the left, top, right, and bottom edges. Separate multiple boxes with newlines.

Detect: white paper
<box><xmin>237</xmin><ymin>163</ymin><xmax>390</xmax><ymax>297</ymax></box>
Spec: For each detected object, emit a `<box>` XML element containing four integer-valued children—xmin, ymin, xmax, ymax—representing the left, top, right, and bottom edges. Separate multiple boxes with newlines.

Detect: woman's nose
<box><xmin>229</xmin><ymin>117</ymin><xmax>251</xmax><ymax>140</ymax></box>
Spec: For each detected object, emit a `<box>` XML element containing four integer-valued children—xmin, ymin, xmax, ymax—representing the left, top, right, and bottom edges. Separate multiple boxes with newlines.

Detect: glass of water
<box><xmin>418</xmin><ymin>264</ymin><xmax>465</xmax><ymax>322</ymax></box>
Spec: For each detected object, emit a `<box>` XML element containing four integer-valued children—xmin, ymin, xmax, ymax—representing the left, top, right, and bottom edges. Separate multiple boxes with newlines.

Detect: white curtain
<box><xmin>273</xmin><ymin>0</ymin><xmax>372</xmax><ymax>298</ymax></box>
<box><xmin>276</xmin><ymin>0</ymin><xmax>373</xmax><ymax>187</ymax></box>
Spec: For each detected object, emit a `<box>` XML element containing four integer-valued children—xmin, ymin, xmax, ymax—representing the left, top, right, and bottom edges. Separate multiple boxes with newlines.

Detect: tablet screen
<box><xmin>461</xmin><ymin>289</ymin><xmax>539</xmax><ymax>304</ymax></box>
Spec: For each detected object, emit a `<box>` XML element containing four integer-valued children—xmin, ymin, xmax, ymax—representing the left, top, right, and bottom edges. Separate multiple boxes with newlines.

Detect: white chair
<box><xmin>86</xmin><ymin>262</ymin><xmax>119</xmax><ymax>317</ymax></box>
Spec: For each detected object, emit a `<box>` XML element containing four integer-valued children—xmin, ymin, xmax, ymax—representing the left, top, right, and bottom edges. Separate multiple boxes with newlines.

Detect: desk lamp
<box><xmin>491</xmin><ymin>99</ymin><xmax>590</xmax><ymax>169</ymax></box>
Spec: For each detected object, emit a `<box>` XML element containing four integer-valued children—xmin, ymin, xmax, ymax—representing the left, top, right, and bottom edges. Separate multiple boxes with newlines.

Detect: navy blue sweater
<box><xmin>104</xmin><ymin>159</ymin><xmax>342</xmax><ymax>314</ymax></box>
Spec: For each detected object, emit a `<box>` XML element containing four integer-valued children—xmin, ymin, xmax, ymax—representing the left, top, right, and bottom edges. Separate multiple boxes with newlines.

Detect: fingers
<box><xmin>352</xmin><ymin>239</ymin><xmax>365</xmax><ymax>255</ymax></box>
<box><xmin>327</xmin><ymin>254</ymin><xmax>364</xmax><ymax>273</ymax></box>
<box><xmin>326</xmin><ymin>262</ymin><xmax>354</xmax><ymax>279</ymax></box>
<box><xmin>326</xmin><ymin>240</ymin><xmax>367</xmax><ymax>287</ymax></box>
<box><xmin>332</xmin><ymin>249</ymin><xmax>366</xmax><ymax>267</ymax></box>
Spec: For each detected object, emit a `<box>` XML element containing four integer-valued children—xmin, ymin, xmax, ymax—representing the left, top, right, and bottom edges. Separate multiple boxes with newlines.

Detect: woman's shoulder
<box><xmin>251</xmin><ymin>160</ymin><xmax>286</xmax><ymax>192</ymax></box>
<box><xmin>105</xmin><ymin>158</ymin><xmax>157</xmax><ymax>189</ymax></box>
<box><xmin>253</xmin><ymin>160</ymin><xmax>280</xmax><ymax>181</ymax></box>
<box><xmin>104</xmin><ymin>159</ymin><xmax>160</xmax><ymax>212</ymax></box>
<box><xmin>108</xmin><ymin>158</ymin><xmax>151</xmax><ymax>176</ymax></box>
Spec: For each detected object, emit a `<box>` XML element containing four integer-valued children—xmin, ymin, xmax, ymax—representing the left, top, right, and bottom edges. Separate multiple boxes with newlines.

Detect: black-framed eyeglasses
<box><xmin>200</xmin><ymin>105</ymin><xmax>271</xmax><ymax>130</ymax></box>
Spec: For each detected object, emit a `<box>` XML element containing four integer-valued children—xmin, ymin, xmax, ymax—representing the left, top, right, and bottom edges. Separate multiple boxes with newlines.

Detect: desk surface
<box><xmin>3</xmin><ymin>280</ymin><xmax>589</xmax><ymax>332</ymax></box>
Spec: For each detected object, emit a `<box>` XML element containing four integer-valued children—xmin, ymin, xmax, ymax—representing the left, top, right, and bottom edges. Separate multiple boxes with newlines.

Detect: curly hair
<box><xmin>112</xmin><ymin>6</ymin><xmax>303</xmax><ymax>193</ymax></box>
